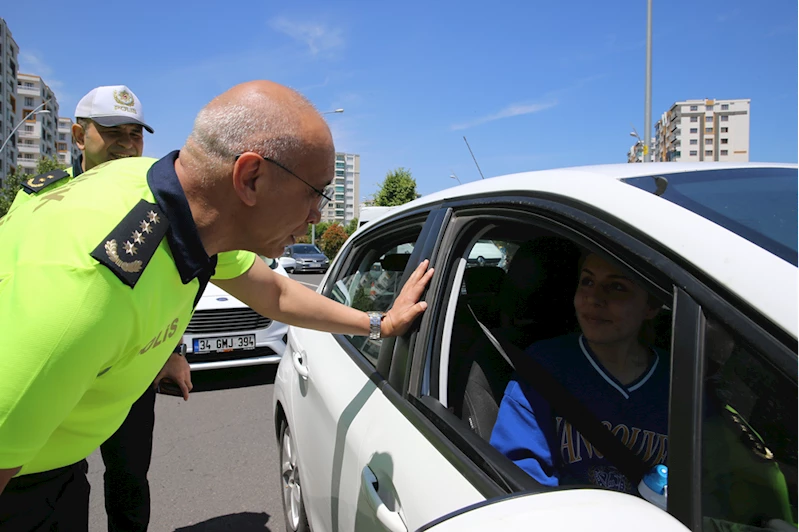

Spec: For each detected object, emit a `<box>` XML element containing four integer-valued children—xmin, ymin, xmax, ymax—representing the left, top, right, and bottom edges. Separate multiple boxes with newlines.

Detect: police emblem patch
<box><xmin>91</xmin><ymin>200</ymin><xmax>169</xmax><ymax>288</ymax></box>
<box><xmin>113</xmin><ymin>89</ymin><xmax>135</xmax><ymax>106</ymax></box>
<box><xmin>22</xmin><ymin>169</ymin><xmax>70</xmax><ymax>194</ymax></box>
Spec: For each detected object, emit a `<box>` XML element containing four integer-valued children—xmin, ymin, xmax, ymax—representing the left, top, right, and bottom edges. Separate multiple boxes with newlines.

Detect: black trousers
<box><xmin>100</xmin><ymin>385</ymin><xmax>157</xmax><ymax>532</ymax></box>
<box><xmin>0</xmin><ymin>460</ymin><xmax>90</xmax><ymax>531</ymax></box>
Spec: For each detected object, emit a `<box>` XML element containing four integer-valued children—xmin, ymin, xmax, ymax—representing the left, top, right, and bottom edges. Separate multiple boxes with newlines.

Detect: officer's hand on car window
<box><xmin>382</xmin><ymin>259</ymin><xmax>434</xmax><ymax>337</ymax></box>
<box><xmin>154</xmin><ymin>352</ymin><xmax>193</xmax><ymax>401</ymax></box>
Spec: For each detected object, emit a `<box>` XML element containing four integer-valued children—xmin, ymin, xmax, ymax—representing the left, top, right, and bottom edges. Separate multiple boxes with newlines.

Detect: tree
<box><xmin>373</xmin><ymin>167</ymin><xmax>418</xmax><ymax>207</ymax></box>
<box><xmin>319</xmin><ymin>223</ymin><xmax>348</xmax><ymax>259</ymax></box>
<box><xmin>0</xmin><ymin>156</ymin><xmax>66</xmax><ymax>217</ymax></box>
<box><xmin>345</xmin><ymin>218</ymin><xmax>359</xmax><ymax>235</ymax></box>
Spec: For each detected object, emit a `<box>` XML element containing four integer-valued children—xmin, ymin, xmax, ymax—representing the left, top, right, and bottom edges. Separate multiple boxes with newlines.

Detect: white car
<box><xmin>273</xmin><ymin>163</ymin><xmax>797</xmax><ymax>532</ymax></box>
<box><xmin>278</xmin><ymin>254</ymin><xmax>297</xmax><ymax>274</ymax></box>
<box><xmin>183</xmin><ymin>257</ymin><xmax>289</xmax><ymax>370</ymax></box>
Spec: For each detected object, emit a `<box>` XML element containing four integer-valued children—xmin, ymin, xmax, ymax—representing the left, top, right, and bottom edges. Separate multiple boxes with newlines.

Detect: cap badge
<box><xmin>114</xmin><ymin>89</ymin><xmax>135</xmax><ymax>106</ymax></box>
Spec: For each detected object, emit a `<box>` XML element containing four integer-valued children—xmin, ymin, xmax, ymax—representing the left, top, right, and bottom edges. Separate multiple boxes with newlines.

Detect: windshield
<box><xmin>623</xmin><ymin>168</ymin><xmax>798</xmax><ymax>266</ymax></box>
<box><xmin>292</xmin><ymin>245</ymin><xmax>323</xmax><ymax>254</ymax></box>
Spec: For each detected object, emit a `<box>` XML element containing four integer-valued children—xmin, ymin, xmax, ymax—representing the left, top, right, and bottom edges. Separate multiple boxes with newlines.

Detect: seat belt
<box><xmin>468</xmin><ymin>306</ymin><xmax>651</xmax><ymax>485</ymax></box>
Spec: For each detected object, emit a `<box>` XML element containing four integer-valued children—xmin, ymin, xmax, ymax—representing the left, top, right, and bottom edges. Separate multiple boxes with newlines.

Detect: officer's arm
<box><xmin>0</xmin><ymin>466</ymin><xmax>22</xmax><ymax>495</ymax></box>
<box><xmin>212</xmin><ymin>257</ymin><xmax>433</xmax><ymax>337</ymax></box>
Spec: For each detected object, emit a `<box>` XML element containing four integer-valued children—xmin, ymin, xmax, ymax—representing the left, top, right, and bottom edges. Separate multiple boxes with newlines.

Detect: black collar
<box><xmin>72</xmin><ymin>154</ymin><xmax>83</xmax><ymax>177</ymax></box>
<box><xmin>147</xmin><ymin>150</ymin><xmax>217</xmax><ymax>284</ymax></box>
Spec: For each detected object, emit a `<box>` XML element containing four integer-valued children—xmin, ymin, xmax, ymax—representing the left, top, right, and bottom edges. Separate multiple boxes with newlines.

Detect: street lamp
<box><xmin>0</xmin><ymin>100</ymin><xmax>52</xmax><ymax>157</ymax></box>
<box><xmin>321</xmin><ymin>108</ymin><xmax>344</xmax><ymax>115</ymax></box>
<box><xmin>450</xmin><ymin>171</ymin><xmax>461</xmax><ymax>185</ymax></box>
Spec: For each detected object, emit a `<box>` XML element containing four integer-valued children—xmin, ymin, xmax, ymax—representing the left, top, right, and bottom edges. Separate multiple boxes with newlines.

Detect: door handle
<box><xmin>361</xmin><ymin>466</ymin><xmax>407</xmax><ymax>532</ymax></box>
<box><xmin>292</xmin><ymin>350</ymin><xmax>309</xmax><ymax>378</ymax></box>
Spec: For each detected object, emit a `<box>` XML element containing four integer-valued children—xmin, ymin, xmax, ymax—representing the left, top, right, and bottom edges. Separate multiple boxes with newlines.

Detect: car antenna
<box><xmin>653</xmin><ymin>175</ymin><xmax>668</xmax><ymax>196</ymax></box>
<box><xmin>463</xmin><ymin>136</ymin><xmax>486</xmax><ymax>180</ymax></box>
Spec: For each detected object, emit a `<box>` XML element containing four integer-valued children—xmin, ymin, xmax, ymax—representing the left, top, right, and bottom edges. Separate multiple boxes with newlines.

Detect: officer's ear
<box><xmin>231</xmin><ymin>152</ymin><xmax>261</xmax><ymax>207</ymax></box>
<box><xmin>72</xmin><ymin>122</ymin><xmax>87</xmax><ymax>151</ymax></box>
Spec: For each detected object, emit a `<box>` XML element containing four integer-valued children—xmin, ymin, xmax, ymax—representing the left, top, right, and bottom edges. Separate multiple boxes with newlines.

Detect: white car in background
<box><xmin>183</xmin><ymin>257</ymin><xmax>289</xmax><ymax>370</ymax></box>
<box><xmin>273</xmin><ymin>163</ymin><xmax>797</xmax><ymax>532</ymax></box>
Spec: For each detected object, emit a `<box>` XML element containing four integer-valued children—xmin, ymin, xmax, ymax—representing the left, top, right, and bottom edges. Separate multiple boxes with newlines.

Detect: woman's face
<box><xmin>574</xmin><ymin>254</ymin><xmax>659</xmax><ymax>346</ymax></box>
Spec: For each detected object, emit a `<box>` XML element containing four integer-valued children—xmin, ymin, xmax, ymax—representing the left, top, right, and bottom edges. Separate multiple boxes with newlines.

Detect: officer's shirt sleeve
<box><xmin>212</xmin><ymin>250</ymin><xmax>257</xmax><ymax>280</ymax></box>
<box><xmin>0</xmin><ymin>264</ymin><xmax>136</xmax><ymax>469</ymax></box>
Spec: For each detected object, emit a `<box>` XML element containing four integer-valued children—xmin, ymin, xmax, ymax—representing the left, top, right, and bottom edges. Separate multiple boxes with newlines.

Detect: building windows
<box><xmin>690</xmin><ymin>150</ymin><xmax>698</xmax><ymax>156</ymax></box>
<box><xmin>705</xmin><ymin>116</ymin><xmax>713</xmax><ymax>123</ymax></box>
<box><xmin>690</xmin><ymin>105</ymin><xmax>698</xmax><ymax>111</ymax></box>
<box><xmin>690</xmin><ymin>139</ymin><xmax>698</xmax><ymax>145</ymax></box>
<box><xmin>721</xmin><ymin>138</ymin><xmax>729</xmax><ymax>144</ymax></box>
<box><xmin>690</xmin><ymin>116</ymin><xmax>698</xmax><ymax>123</ymax></box>
<box><xmin>23</xmin><ymin>125</ymin><xmax>33</xmax><ymax>133</ymax></box>
<box><xmin>23</xmin><ymin>82</ymin><xmax>33</xmax><ymax>88</ymax></box>
<box><xmin>706</xmin><ymin>105</ymin><xmax>714</xmax><ymax>111</ymax></box>
<box><xmin>705</xmin><ymin>127</ymin><xmax>713</xmax><ymax>134</ymax></box>
<box><xmin>705</xmin><ymin>138</ymin><xmax>713</xmax><ymax>145</ymax></box>
<box><xmin>720</xmin><ymin>127</ymin><xmax>729</xmax><ymax>133</ymax></box>
<box><xmin>720</xmin><ymin>150</ymin><xmax>729</xmax><ymax>156</ymax></box>
<box><xmin>705</xmin><ymin>150</ymin><xmax>713</xmax><ymax>156</ymax></box>
<box><xmin>690</xmin><ymin>128</ymin><xmax>698</xmax><ymax>134</ymax></box>
<box><xmin>58</xmin><ymin>133</ymin><xmax>66</xmax><ymax>141</ymax></box>
<box><xmin>24</xmin><ymin>97</ymin><xmax>33</xmax><ymax>106</ymax></box>
<box><xmin>720</xmin><ymin>115</ymin><xmax>729</xmax><ymax>122</ymax></box>
<box><xmin>721</xmin><ymin>104</ymin><xmax>729</xmax><ymax>110</ymax></box>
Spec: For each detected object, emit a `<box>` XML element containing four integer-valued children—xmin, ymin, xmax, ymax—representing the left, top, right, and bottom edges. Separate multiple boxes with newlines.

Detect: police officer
<box><xmin>5</xmin><ymin>84</ymin><xmax>193</xmax><ymax>532</ymax></box>
<box><xmin>0</xmin><ymin>80</ymin><xmax>432</xmax><ymax>530</ymax></box>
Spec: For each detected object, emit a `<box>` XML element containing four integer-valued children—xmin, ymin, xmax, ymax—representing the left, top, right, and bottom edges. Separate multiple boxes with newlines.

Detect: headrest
<box><xmin>464</xmin><ymin>266</ymin><xmax>506</xmax><ymax>294</ymax></box>
<box><xmin>380</xmin><ymin>253</ymin><xmax>411</xmax><ymax>272</ymax></box>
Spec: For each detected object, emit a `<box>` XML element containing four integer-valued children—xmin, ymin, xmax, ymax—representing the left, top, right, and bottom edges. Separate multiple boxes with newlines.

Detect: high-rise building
<box><xmin>0</xmin><ymin>18</ymin><xmax>19</xmax><ymax>185</ymax></box>
<box><xmin>321</xmin><ymin>152</ymin><xmax>360</xmax><ymax>224</ymax></box>
<box><xmin>16</xmin><ymin>73</ymin><xmax>59</xmax><ymax>175</ymax></box>
<box><xmin>56</xmin><ymin>117</ymin><xmax>80</xmax><ymax>168</ymax></box>
<box><xmin>652</xmin><ymin>99</ymin><xmax>750</xmax><ymax>163</ymax></box>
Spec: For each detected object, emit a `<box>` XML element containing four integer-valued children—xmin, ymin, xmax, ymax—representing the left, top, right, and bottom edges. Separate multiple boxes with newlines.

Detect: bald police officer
<box><xmin>5</xmin><ymin>85</ymin><xmax>193</xmax><ymax>532</ymax></box>
<box><xmin>0</xmin><ymin>80</ymin><xmax>432</xmax><ymax>530</ymax></box>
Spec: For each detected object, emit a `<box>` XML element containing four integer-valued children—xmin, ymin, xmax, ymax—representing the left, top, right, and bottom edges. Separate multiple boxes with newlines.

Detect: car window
<box><xmin>623</xmin><ymin>168</ymin><xmax>798</xmax><ymax>266</ymax></box>
<box><xmin>701</xmin><ymin>317</ymin><xmax>797</xmax><ymax>530</ymax></box>
<box><xmin>292</xmin><ymin>244</ymin><xmax>324</xmax><ymax>255</ymax></box>
<box><xmin>328</xmin><ymin>235</ymin><xmax>419</xmax><ymax>366</ymax></box>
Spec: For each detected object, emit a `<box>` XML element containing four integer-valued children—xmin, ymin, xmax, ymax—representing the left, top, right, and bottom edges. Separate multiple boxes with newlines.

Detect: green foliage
<box><xmin>373</xmin><ymin>167</ymin><xmax>418</xmax><ymax>207</ymax></box>
<box><xmin>345</xmin><ymin>218</ymin><xmax>359</xmax><ymax>235</ymax></box>
<box><xmin>0</xmin><ymin>156</ymin><xmax>66</xmax><ymax>218</ymax></box>
<box><xmin>319</xmin><ymin>223</ymin><xmax>348</xmax><ymax>259</ymax></box>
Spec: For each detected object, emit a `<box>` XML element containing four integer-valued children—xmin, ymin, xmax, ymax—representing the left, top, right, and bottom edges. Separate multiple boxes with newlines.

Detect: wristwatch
<box><xmin>367</xmin><ymin>311</ymin><xmax>385</xmax><ymax>340</ymax></box>
<box><xmin>175</xmin><ymin>343</ymin><xmax>187</xmax><ymax>357</ymax></box>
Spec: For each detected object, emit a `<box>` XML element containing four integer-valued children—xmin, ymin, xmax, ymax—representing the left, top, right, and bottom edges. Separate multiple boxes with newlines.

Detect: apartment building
<box><xmin>652</xmin><ymin>99</ymin><xmax>750</xmax><ymax>163</ymax></box>
<box><xmin>0</xmin><ymin>18</ymin><xmax>19</xmax><ymax>185</ymax></box>
<box><xmin>56</xmin><ymin>117</ymin><xmax>80</xmax><ymax>168</ymax></box>
<box><xmin>321</xmin><ymin>152</ymin><xmax>360</xmax><ymax>224</ymax></box>
<box><xmin>16</xmin><ymin>73</ymin><xmax>60</xmax><ymax>175</ymax></box>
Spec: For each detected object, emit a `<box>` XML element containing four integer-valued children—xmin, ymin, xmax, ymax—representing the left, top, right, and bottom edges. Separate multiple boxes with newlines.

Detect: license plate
<box><xmin>193</xmin><ymin>335</ymin><xmax>256</xmax><ymax>353</ymax></box>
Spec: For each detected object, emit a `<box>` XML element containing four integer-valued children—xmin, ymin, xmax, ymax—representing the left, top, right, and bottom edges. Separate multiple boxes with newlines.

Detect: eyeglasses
<box><xmin>235</xmin><ymin>153</ymin><xmax>334</xmax><ymax>210</ymax></box>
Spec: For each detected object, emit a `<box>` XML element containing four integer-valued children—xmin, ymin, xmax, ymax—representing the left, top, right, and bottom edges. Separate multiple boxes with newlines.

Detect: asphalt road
<box><xmin>87</xmin><ymin>272</ymin><xmax>325</xmax><ymax>532</ymax></box>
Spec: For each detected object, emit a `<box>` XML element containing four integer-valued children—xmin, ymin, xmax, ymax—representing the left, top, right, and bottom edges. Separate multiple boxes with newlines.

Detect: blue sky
<box><xmin>3</xmin><ymin>0</ymin><xmax>797</xmax><ymax>199</ymax></box>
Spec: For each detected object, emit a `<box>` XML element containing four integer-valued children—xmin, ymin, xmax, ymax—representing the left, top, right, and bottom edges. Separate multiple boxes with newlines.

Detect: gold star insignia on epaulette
<box><xmin>91</xmin><ymin>200</ymin><xmax>169</xmax><ymax>288</ymax></box>
<box><xmin>123</xmin><ymin>241</ymin><xmax>138</xmax><ymax>255</ymax></box>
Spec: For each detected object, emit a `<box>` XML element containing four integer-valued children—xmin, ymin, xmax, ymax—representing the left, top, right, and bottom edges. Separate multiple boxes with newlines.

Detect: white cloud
<box><xmin>450</xmin><ymin>100</ymin><xmax>558</xmax><ymax>131</ymax></box>
<box><xmin>270</xmin><ymin>17</ymin><xmax>344</xmax><ymax>56</ymax></box>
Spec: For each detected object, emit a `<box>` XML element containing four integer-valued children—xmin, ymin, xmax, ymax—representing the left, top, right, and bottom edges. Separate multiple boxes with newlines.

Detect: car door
<box><xmin>284</xmin><ymin>209</ymin><xmax>485</xmax><ymax>532</ymax></box>
<box><xmin>361</xmin><ymin>193</ymin><xmax>791</xmax><ymax>532</ymax></box>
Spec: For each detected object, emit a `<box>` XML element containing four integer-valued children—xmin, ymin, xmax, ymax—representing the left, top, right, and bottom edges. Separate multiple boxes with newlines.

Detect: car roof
<box><xmin>359</xmin><ymin>163</ymin><xmax>797</xmax><ymax>339</ymax></box>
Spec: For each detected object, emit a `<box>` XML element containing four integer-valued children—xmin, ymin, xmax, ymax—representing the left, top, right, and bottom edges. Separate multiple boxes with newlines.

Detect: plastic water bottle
<box><xmin>638</xmin><ymin>464</ymin><xmax>668</xmax><ymax>511</ymax></box>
